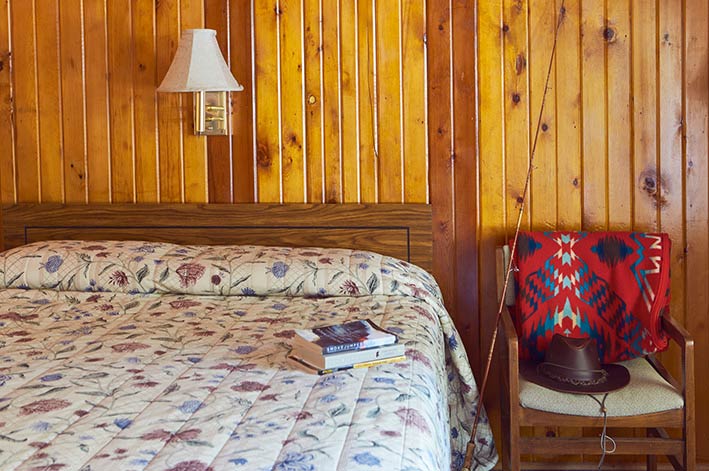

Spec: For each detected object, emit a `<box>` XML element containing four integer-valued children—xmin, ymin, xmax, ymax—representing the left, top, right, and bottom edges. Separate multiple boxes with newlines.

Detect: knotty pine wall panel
<box><xmin>0</xmin><ymin>0</ymin><xmax>708</xmax><ymax>462</ymax></box>
<box><xmin>477</xmin><ymin>0</ymin><xmax>709</xmax><ymax>464</ymax></box>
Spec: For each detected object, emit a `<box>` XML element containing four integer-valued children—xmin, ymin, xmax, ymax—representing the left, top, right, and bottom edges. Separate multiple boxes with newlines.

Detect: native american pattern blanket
<box><xmin>0</xmin><ymin>240</ymin><xmax>496</xmax><ymax>471</ymax></box>
<box><xmin>511</xmin><ymin>231</ymin><xmax>671</xmax><ymax>363</ymax></box>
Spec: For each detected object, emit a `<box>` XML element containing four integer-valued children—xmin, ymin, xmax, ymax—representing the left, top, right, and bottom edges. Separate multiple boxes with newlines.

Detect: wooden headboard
<box><xmin>1</xmin><ymin>204</ymin><xmax>433</xmax><ymax>272</ymax></box>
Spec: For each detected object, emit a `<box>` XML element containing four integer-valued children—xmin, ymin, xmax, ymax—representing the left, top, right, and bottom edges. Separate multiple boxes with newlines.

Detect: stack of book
<box><xmin>288</xmin><ymin>319</ymin><xmax>406</xmax><ymax>375</ymax></box>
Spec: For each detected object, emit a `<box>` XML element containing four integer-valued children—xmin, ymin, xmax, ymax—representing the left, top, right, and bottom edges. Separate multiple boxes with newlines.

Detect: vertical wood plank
<box><xmin>554</xmin><ymin>1</ymin><xmax>584</xmax><ymax>453</ymax></box>
<box><xmin>658</xmin><ymin>0</ymin><xmax>685</xmax><ymax>346</ymax></box>
<box><xmin>606</xmin><ymin>0</ymin><xmax>632</xmax><ymax>229</ymax></box>
<box><xmin>12</xmin><ymin>0</ymin><xmax>40</xmax><ymax>203</ymax></box>
<box><xmin>529</xmin><ymin>0</ymin><xmax>557</xmax><ymax>230</ymax></box>
<box><xmin>357</xmin><ymin>0</ymin><xmax>376</xmax><ymax>203</ymax></box>
<box><xmin>402</xmin><ymin>0</ymin><xmax>426</xmax><ymax>203</ymax></box>
<box><xmin>554</xmin><ymin>0</ymin><xmax>582</xmax><ymax>229</ymax></box>
<box><xmin>59</xmin><ymin>0</ymin><xmax>87</xmax><ymax>203</ymax></box>
<box><xmin>229</xmin><ymin>0</ymin><xmax>255</xmax><ymax>202</ymax></box>
<box><xmin>0</xmin><ymin>0</ymin><xmax>15</xmax><ymax>203</ymax></box>
<box><xmin>156</xmin><ymin>0</ymin><xmax>182</xmax><ymax>203</ymax></box>
<box><xmin>107</xmin><ymin>0</ymin><xmax>135</xmax><ymax>203</ymax></box>
<box><xmin>477</xmin><ymin>0</ymin><xmax>505</xmax><ymax>450</ymax></box>
<box><xmin>375</xmin><ymin>0</ymin><xmax>402</xmax><ymax>202</ymax></box>
<box><xmin>321</xmin><ymin>0</ymin><xmax>341</xmax><ymax>202</ymax></box>
<box><xmin>580</xmin><ymin>0</ymin><xmax>606</xmax><ymax>230</ymax></box>
<box><xmin>132</xmin><ymin>0</ymin><xmax>159</xmax><ymax>203</ymax></box>
<box><xmin>206</xmin><ymin>0</ymin><xmax>232</xmax><ymax>203</ymax></box>
<box><xmin>427</xmin><ymin>0</ymin><xmax>455</xmax><ymax>318</ymax></box>
<box><xmin>36</xmin><ymin>0</ymin><xmax>64</xmax><ymax>202</ymax></box>
<box><xmin>180</xmin><ymin>0</ymin><xmax>207</xmax><ymax>203</ymax></box>
<box><xmin>503</xmin><ymin>0</ymin><xmax>530</xmax><ymax>231</ymax></box>
<box><xmin>631</xmin><ymin>0</ymin><xmax>658</xmax><ymax>230</ymax></box>
<box><xmin>452</xmin><ymin>0</ymin><xmax>477</xmax><ymax>361</ymax></box>
<box><xmin>684</xmin><ymin>0</ymin><xmax>709</xmax><ymax>459</ymax></box>
<box><xmin>303</xmin><ymin>0</ymin><xmax>323</xmax><ymax>202</ymax></box>
<box><xmin>280</xmin><ymin>0</ymin><xmax>305</xmax><ymax>203</ymax></box>
<box><xmin>532</xmin><ymin>0</ymin><xmax>567</xmax><ymax>442</ymax></box>
<box><xmin>254</xmin><ymin>0</ymin><xmax>281</xmax><ymax>203</ymax></box>
<box><xmin>341</xmin><ymin>0</ymin><xmax>359</xmax><ymax>203</ymax></box>
<box><xmin>83</xmin><ymin>0</ymin><xmax>111</xmax><ymax>202</ymax></box>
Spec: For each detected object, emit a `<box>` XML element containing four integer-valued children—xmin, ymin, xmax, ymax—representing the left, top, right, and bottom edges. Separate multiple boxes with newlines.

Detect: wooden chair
<box><xmin>496</xmin><ymin>246</ymin><xmax>695</xmax><ymax>471</ymax></box>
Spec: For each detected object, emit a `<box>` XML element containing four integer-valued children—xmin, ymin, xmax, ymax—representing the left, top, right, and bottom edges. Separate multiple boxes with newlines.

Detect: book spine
<box><xmin>322</xmin><ymin>344</ymin><xmax>405</xmax><ymax>369</ymax></box>
<box><xmin>318</xmin><ymin>355</ymin><xmax>406</xmax><ymax>375</ymax></box>
<box><xmin>322</xmin><ymin>341</ymin><xmax>365</xmax><ymax>354</ymax></box>
<box><xmin>322</xmin><ymin>337</ymin><xmax>395</xmax><ymax>354</ymax></box>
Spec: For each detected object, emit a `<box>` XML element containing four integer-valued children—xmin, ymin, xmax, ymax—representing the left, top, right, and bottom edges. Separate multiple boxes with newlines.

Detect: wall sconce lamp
<box><xmin>157</xmin><ymin>29</ymin><xmax>243</xmax><ymax>136</ymax></box>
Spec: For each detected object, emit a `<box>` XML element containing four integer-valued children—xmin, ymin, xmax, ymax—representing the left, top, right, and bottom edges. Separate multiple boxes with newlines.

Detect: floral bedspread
<box><xmin>0</xmin><ymin>241</ymin><xmax>496</xmax><ymax>471</ymax></box>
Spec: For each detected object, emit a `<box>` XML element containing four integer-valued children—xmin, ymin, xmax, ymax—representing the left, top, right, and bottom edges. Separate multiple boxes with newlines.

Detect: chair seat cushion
<box><xmin>519</xmin><ymin>358</ymin><xmax>683</xmax><ymax>417</ymax></box>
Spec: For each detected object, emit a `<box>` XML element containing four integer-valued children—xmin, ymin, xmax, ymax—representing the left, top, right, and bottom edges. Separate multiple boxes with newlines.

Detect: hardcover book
<box><xmin>287</xmin><ymin>353</ymin><xmax>407</xmax><ymax>375</ymax></box>
<box><xmin>294</xmin><ymin>319</ymin><xmax>398</xmax><ymax>355</ymax></box>
<box><xmin>292</xmin><ymin>342</ymin><xmax>406</xmax><ymax>370</ymax></box>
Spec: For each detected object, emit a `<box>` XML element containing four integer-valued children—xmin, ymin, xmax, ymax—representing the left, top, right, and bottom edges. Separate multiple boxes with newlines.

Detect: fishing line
<box><xmin>462</xmin><ymin>2</ymin><xmax>566</xmax><ymax>469</ymax></box>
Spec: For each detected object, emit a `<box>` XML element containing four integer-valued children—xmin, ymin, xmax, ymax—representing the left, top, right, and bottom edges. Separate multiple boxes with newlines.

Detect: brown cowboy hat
<box><xmin>520</xmin><ymin>334</ymin><xmax>630</xmax><ymax>394</ymax></box>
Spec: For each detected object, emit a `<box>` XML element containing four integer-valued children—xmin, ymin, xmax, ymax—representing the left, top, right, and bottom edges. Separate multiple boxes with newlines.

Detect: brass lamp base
<box><xmin>193</xmin><ymin>91</ymin><xmax>229</xmax><ymax>136</ymax></box>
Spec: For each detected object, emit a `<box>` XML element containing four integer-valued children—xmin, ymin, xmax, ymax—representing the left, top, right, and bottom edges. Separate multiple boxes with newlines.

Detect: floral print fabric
<box><xmin>0</xmin><ymin>241</ymin><xmax>496</xmax><ymax>470</ymax></box>
<box><xmin>0</xmin><ymin>240</ymin><xmax>442</xmax><ymax>301</ymax></box>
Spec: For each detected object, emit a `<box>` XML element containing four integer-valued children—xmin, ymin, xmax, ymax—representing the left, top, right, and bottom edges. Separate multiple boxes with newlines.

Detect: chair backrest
<box><xmin>507</xmin><ymin>231</ymin><xmax>671</xmax><ymax>363</ymax></box>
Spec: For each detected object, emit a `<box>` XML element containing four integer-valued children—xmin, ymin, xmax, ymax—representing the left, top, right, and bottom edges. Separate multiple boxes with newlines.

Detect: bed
<box><xmin>0</xmin><ymin>204</ymin><xmax>497</xmax><ymax>471</ymax></box>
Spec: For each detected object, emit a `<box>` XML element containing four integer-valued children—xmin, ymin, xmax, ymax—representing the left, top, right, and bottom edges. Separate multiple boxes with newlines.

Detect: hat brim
<box><xmin>520</xmin><ymin>360</ymin><xmax>630</xmax><ymax>394</ymax></box>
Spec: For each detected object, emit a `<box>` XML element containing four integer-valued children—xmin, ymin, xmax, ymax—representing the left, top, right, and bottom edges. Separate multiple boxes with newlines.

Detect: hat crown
<box><xmin>544</xmin><ymin>335</ymin><xmax>603</xmax><ymax>372</ymax></box>
<box><xmin>520</xmin><ymin>333</ymin><xmax>630</xmax><ymax>394</ymax></box>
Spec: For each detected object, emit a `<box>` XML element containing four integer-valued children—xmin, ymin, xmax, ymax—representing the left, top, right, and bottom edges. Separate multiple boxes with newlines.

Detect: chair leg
<box><xmin>685</xmin><ymin>423</ymin><xmax>696</xmax><ymax>471</ymax></box>
<box><xmin>645</xmin><ymin>429</ymin><xmax>658</xmax><ymax>471</ymax></box>
<box><xmin>507</xmin><ymin>424</ymin><xmax>520</xmax><ymax>471</ymax></box>
<box><xmin>646</xmin><ymin>454</ymin><xmax>657</xmax><ymax>471</ymax></box>
<box><xmin>500</xmin><ymin>404</ymin><xmax>520</xmax><ymax>471</ymax></box>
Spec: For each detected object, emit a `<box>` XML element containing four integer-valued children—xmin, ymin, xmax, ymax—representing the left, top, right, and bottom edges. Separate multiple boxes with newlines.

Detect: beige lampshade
<box><xmin>157</xmin><ymin>29</ymin><xmax>243</xmax><ymax>92</ymax></box>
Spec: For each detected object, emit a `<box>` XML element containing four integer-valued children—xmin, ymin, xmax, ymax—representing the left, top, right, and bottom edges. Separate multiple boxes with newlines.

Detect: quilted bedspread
<box><xmin>0</xmin><ymin>241</ymin><xmax>496</xmax><ymax>471</ymax></box>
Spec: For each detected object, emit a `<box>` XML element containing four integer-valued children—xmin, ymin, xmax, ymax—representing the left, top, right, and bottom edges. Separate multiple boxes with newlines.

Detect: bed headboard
<box><xmin>1</xmin><ymin>203</ymin><xmax>433</xmax><ymax>272</ymax></box>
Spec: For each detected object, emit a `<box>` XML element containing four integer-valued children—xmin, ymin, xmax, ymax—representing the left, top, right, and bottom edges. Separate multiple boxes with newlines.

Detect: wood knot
<box><xmin>274</xmin><ymin>5</ymin><xmax>282</xmax><ymax>15</ymax></box>
<box><xmin>0</xmin><ymin>60</ymin><xmax>3</xmax><ymax>72</ymax></box>
<box><xmin>546</xmin><ymin>430</ymin><xmax>556</xmax><ymax>437</ymax></box>
<box><xmin>572</xmin><ymin>177</ymin><xmax>579</xmax><ymax>187</ymax></box>
<box><xmin>438</xmin><ymin>23</ymin><xmax>444</xmax><ymax>31</ymax></box>
<box><xmin>603</xmin><ymin>27</ymin><xmax>616</xmax><ymax>43</ymax></box>
<box><xmin>515</xmin><ymin>54</ymin><xmax>526</xmax><ymax>75</ymax></box>
<box><xmin>541</xmin><ymin>123</ymin><xmax>549</xmax><ymax>132</ymax></box>
<box><xmin>516</xmin><ymin>196</ymin><xmax>524</xmax><ymax>204</ymax></box>
<box><xmin>138</xmin><ymin>63</ymin><xmax>146</xmax><ymax>71</ymax></box>
<box><xmin>502</xmin><ymin>23</ymin><xmax>510</xmax><ymax>33</ymax></box>
<box><xmin>257</xmin><ymin>144</ymin><xmax>272</xmax><ymax>168</ymax></box>
<box><xmin>639</xmin><ymin>169</ymin><xmax>668</xmax><ymax>209</ymax></box>
<box><xmin>511</xmin><ymin>93</ymin><xmax>521</xmax><ymax>104</ymax></box>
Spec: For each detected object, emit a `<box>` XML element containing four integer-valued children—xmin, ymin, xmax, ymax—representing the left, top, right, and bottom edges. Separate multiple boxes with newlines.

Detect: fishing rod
<box><xmin>462</xmin><ymin>2</ymin><xmax>566</xmax><ymax>469</ymax></box>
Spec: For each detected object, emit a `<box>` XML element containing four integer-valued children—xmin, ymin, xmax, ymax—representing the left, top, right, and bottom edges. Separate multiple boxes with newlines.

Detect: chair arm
<box><xmin>657</xmin><ymin>314</ymin><xmax>694</xmax><ymax>419</ymax></box>
<box><xmin>499</xmin><ymin>305</ymin><xmax>521</xmax><ymax>430</ymax></box>
<box><xmin>500</xmin><ymin>306</ymin><xmax>519</xmax><ymax>387</ymax></box>
<box><xmin>661</xmin><ymin>313</ymin><xmax>693</xmax><ymax>352</ymax></box>
<box><xmin>500</xmin><ymin>305</ymin><xmax>518</xmax><ymax>346</ymax></box>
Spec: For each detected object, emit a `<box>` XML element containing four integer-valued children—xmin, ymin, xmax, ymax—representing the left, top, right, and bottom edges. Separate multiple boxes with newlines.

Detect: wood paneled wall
<box><xmin>477</xmin><ymin>0</ymin><xmax>709</xmax><ymax>464</ymax></box>
<box><xmin>0</xmin><ymin>0</ymin><xmax>708</xmax><ymax>463</ymax></box>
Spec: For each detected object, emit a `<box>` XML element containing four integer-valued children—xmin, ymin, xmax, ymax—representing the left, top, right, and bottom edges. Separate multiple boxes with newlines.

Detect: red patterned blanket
<box><xmin>511</xmin><ymin>231</ymin><xmax>670</xmax><ymax>363</ymax></box>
